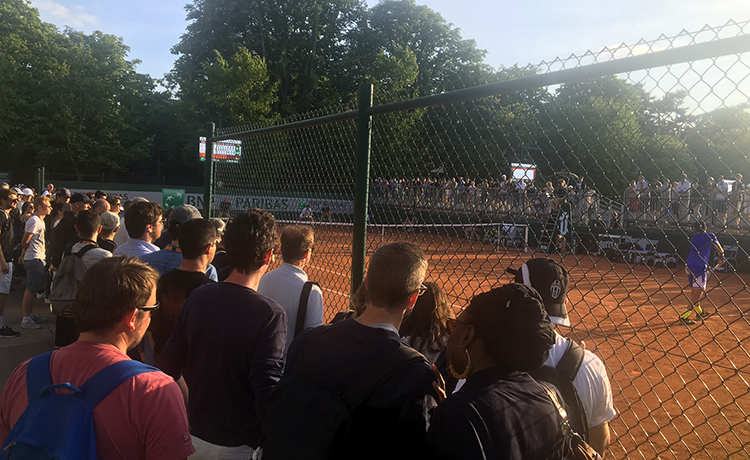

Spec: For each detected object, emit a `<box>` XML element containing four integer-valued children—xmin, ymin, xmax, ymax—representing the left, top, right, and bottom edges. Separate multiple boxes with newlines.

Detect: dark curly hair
<box><xmin>224</xmin><ymin>209</ymin><xmax>278</xmax><ymax>274</ymax></box>
<box><xmin>464</xmin><ymin>283</ymin><xmax>555</xmax><ymax>373</ymax></box>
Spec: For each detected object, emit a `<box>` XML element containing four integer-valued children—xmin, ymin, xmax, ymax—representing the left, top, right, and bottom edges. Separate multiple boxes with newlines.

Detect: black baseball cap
<box><xmin>70</xmin><ymin>192</ymin><xmax>94</xmax><ymax>204</ymax></box>
<box><xmin>507</xmin><ymin>258</ymin><xmax>570</xmax><ymax>326</ymax></box>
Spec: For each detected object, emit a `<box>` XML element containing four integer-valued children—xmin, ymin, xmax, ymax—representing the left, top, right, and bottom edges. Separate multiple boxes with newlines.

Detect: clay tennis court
<box><xmin>274</xmin><ymin>222</ymin><xmax>750</xmax><ymax>460</ymax></box>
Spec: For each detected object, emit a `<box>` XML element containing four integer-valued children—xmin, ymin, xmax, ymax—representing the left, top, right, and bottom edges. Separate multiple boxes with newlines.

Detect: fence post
<box><xmin>203</xmin><ymin>122</ymin><xmax>215</xmax><ymax>219</ymax></box>
<box><xmin>351</xmin><ymin>84</ymin><xmax>373</xmax><ymax>300</ymax></box>
<box><xmin>35</xmin><ymin>167</ymin><xmax>45</xmax><ymax>195</ymax></box>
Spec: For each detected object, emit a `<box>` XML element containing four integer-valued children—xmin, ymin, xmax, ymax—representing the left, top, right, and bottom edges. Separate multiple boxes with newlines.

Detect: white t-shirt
<box><xmin>23</xmin><ymin>215</ymin><xmax>46</xmax><ymax>261</ymax></box>
<box><xmin>257</xmin><ymin>262</ymin><xmax>323</xmax><ymax>359</ymax></box>
<box><xmin>544</xmin><ymin>332</ymin><xmax>617</xmax><ymax>427</ymax></box>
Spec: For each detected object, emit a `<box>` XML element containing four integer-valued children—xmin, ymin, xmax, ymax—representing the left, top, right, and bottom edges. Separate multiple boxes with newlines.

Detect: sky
<box><xmin>29</xmin><ymin>0</ymin><xmax>750</xmax><ymax>80</ymax></box>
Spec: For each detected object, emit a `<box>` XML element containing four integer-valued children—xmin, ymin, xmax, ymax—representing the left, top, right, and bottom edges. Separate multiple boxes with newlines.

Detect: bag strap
<box><xmin>80</xmin><ymin>360</ymin><xmax>159</xmax><ymax>407</ymax></box>
<box><xmin>539</xmin><ymin>380</ymin><xmax>570</xmax><ymax>425</ymax></box>
<box><xmin>556</xmin><ymin>338</ymin><xmax>584</xmax><ymax>381</ymax></box>
<box><xmin>26</xmin><ymin>351</ymin><xmax>55</xmax><ymax>404</ymax></box>
<box><xmin>73</xmin><ymin>243</ymin><xmax>97</xmax><ymax>258</ymax></box>
<box><xmin>295</xmin><ymin>281</ymin><xmax>319</xmax><ymax>336</ymax></box>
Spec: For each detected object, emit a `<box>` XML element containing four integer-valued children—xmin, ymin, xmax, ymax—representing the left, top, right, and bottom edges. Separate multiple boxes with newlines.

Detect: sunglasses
<box><xmin>137</xmin><ymin>302</ymin><xmax>160</xmax><ymax>312</ymax></box>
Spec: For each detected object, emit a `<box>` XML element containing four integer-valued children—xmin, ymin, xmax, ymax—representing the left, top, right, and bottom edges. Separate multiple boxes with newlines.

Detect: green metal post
<box><xmin>203</xmin><ymin>123</ymin><xmax>215</xmax><ymax>219</ymax></box>
<box><xmin>351</xmin><ymin>84</ymin><xmax>373</xmax><ymax>301</ymax></box>
<box><xmin>35</xmin><ymin>167</ymin><xmax>45</xmax><ymax>194</ymax></box>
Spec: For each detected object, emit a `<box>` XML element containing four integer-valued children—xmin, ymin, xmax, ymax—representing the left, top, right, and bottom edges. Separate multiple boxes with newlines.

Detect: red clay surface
<box><xmin>271</xmin><ymin>224</ymin><xmax>750</xmax><ymax>460</ymax></box>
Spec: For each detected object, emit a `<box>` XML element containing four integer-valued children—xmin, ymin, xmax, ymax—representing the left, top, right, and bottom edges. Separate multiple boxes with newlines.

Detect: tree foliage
<box><xmin>3</xmin><ymin>0</ymin><xmax>749</xmax><ymax>197</ymax></box>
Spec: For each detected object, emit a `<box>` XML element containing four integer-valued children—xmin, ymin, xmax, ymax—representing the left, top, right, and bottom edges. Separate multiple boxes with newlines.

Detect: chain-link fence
<box><xmin>208</xmin><ymin>21</ymin><xmax>750</xmax><ymax>459</ymax></box>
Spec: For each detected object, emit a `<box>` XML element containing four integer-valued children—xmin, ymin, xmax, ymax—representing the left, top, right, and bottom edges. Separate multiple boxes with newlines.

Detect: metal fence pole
<box><xmin>203</xmin><ymin>122</ymin><xmax>215</xmax><ymax>219</ymax></box>
<box><xmin>351</xmin><ymin>84</ymin><xmax>373</xmax><ymax>299</ymax></box>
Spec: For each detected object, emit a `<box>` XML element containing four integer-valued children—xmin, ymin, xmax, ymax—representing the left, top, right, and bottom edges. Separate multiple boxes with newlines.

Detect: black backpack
<box><xmin>261</xmin><ymin>326</ymin><xmax>425</xmax><ymax>460</ymax></box>
<box><xmin>530</xmin><ymin>338</ymin><xmax>589</xmax><ymax>441</ymax></box>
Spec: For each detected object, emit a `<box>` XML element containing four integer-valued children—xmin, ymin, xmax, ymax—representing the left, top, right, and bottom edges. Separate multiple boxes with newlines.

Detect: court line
<box><xmin>322</xmin><ymin>287</ymin><xmax>350</xmax><ymax>298</ymax></box>
<box><xmin>310</xmin><ymin>265</ymin><xmax>350</xmax><ymax>278</ymax></box>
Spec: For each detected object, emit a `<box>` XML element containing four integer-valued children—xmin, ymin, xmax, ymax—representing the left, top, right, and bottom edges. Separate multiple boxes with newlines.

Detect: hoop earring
<box><xmin>448</xmin><ymin>346</ymin><xmax>472</xmax><ymax>380</ymax></box>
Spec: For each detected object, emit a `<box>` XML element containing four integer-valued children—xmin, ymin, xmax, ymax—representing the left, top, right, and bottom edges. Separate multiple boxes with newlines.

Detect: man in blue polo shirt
<box><xmin>679</xmin><ymin>221</ymin><xmax>725</xmax><ymax>325</ymax></box>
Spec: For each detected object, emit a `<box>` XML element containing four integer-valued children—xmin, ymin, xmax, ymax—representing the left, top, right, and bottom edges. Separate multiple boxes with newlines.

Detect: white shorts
<box><xmin>0</xmin><ymin>262</ymin><xmax>12</xmax><ymax>295</ymax></box>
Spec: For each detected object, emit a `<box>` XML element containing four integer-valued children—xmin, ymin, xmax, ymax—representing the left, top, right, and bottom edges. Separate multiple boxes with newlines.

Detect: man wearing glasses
<box><xmin>0</xmin><ymin>257</ymin><xmax>195</xmax><ymax>459</ymax></box>
<box><xmin>263</xmin><ymin>242</ymin><xmax>440</xmax><ymax>459</ymax></box>
<box><xmin>0</xmin><ymin>188</ymin><xmax>21</xmax><ymax>337</ymax></box>
<box><xmin>113</xmin><ymin>201</ymin><xmax>165</xmax><ymax>258</ymax></box>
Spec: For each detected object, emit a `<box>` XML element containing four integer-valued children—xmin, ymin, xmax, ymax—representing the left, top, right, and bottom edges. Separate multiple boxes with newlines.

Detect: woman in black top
<box><xmin>426</xmin><ymin>284</ymin><xmax>565</xmax><ymax>460</ymax></box>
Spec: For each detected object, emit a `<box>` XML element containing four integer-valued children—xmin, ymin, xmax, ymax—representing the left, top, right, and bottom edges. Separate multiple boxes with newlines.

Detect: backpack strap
<box><xmin>295</xmin><ymin>281</ymin><xmax>319</xmax><ymax>336</ymax></box>
<box><xmin>73</xmin><ymin>244</ymin><xmax>97</xmax><ymax>259</ymax></box>
<box><xmin>556</xmin><ymin>338</ymin><xmax>584</xmax><ymax>381</ymax></box>
<box><xmin>80</xmin><ymin>360</ymin><xmax>159</xmax><ymax>407</ymax></box>
<box><xmin>25</xmin><ymin>352</ymin><xmax>55</xmax><ymax>404</ymax></box>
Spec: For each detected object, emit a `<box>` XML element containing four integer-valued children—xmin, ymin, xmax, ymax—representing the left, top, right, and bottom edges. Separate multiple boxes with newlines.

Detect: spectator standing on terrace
<box><xmin>0</xmin><ymin>189</ymin><xmax>21</xmax><ymax>338</ymax></box>
<box><xmin>159</xmin><ymin>209</ymin><xmax>285</xmax><ymax>459</ymax></box>
<box><xmin>730</xmin><ymin>173</ymin><xmax>744</xmax><ymax>230</ymax></box>
<box><xmin>258</xmin><ymin>225</ymin><xmax>323</xmax><ymax>360</ymax></box>
<box><xmin>263</xmin><ymin>242</ymin><xmax>438</xmax><ymax>460</ymax></box>
<box><xmin>680</xmin><ymin>221</ymin><xmax>725</xmax><ymax>325</ymax></box>
<box><xmin>19</xmin><ymin>196</ymin><xmax>51</xmax><ymax>330</ymax></box>
<box><xmin>509</xmin><ymin>259</ymin><xmax>617</xmax><ymax>454</ymax></box>
<box><xmin>715</xmin><ymin>176</ymin><xmax>729</xmax><ymax>228</ymax></box>
<box><xmin>0</xmin><ymin>257</ymin><xmax>195</xmax><ymax>460</ymax></box>
<box><xmin>113</xmin><ymin>201</ymin><xmax>164</xmax><ymax>258</ymax></box>
<box><xmin>675</xmin><ymin>173</ymin><xmax>691</xmax><ymax>224</ymax></box>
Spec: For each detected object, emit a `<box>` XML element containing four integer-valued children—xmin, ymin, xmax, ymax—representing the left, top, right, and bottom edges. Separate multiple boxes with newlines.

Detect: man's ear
<box><xmin>406</xmin><ymin>290</ymin><xmax>420</xmax><ymax>309</ymax></box>
<box><xmin>263</xmin><ymin>249</ymin><xmax>274</xmax><ymax>266</ymax></box>
<box><xmin>124</xmin><ymin>308</ymin><xmax>138</xmax><ymax>332</ymax></box>
<box><xmin>96</xmin><ymin>225</ymin><xmax>102</xmax><ymax>235</ymax></box>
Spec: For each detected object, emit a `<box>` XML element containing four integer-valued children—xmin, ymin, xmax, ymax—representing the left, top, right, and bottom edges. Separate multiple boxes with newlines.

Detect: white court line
<box><xmin>322</xmin><ymin>287</ymin><xmax>350</xmax><ymax>298</ymax></box>
<box><xmin>310</xmin><ymin>265</ymin><xmax>349</xmax><ymax>278</ymax></box>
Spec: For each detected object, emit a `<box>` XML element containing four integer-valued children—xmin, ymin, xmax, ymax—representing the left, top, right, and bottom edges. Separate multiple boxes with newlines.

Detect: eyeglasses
<box><xmin>417</xmin><ymin>284</ymin><xmax>427</xmax><ymax>296</ymax></box>
<box><xmin>137</xmin><ymin>302</ymin><xmax>160</xmax><ymax>312</ymax></box>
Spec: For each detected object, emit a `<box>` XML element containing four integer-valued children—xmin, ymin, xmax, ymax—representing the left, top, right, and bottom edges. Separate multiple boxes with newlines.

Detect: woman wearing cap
<box><xmin>426</xmin><ymin>284</ymin><xmax>564</xmax><ymax>460</ymax></box>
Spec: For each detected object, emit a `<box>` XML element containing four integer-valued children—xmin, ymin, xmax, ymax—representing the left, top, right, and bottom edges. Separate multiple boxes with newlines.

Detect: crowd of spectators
<box><xmin>623</xmin><ymin>173</ymin><xmax>748</xmax><ymax>230</ymax></box>
<box><xmin>0</xmin><ymin>182</ymin><xmax>614</xmax><ymax>459</ymax></box>
<box><xmin>371</xmin><ymin>175</ymin><xmax>599</xmax><ymax>223</ymax></box>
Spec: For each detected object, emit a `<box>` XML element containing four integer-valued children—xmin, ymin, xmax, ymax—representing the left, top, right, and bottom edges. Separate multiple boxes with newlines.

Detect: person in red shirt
<box><xmin>0</xmin><ymin>256</ymin><xmax>195</xmax><ymax>460</ymax></box>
